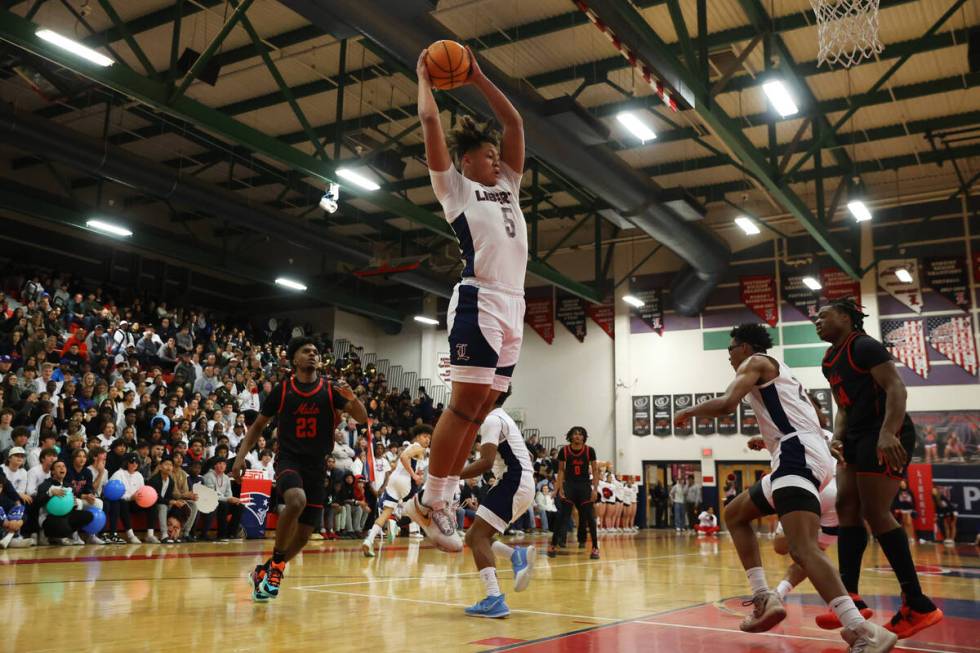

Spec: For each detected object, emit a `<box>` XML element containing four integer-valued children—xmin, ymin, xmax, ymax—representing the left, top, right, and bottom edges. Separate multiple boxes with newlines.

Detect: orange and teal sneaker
<box><xmin>260</xmin><ymin>560</ymin><xmax>286</xmax><ymax>599</ymax></box>
<box><xmin>249</xmin><ymin>564</ymin><xmax>271</xmax><ymax>602</ymax></box>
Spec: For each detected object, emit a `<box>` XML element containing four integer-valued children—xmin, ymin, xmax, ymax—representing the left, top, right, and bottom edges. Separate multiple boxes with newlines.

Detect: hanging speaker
<box><xmin>969</xmin><ymin>28</ymin><xmax>980</xmax><ymax>73</ymax></box>
<box><xmin>176</xmin><ymin>48</ymin><xmax>222</xmax><ymax>86</ymax></box>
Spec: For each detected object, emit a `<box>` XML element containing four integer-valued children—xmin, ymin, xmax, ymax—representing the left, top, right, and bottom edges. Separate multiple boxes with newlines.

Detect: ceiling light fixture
<box><xmin>734</xmin><ymin>216</ymin><xmax>761</xmax><ymax>235</ymax></box>
<box><xmin>616</xmin><ymin>111</ymin><xmax>657</xmax><ymax>143</ymax></box>
<box><xmin>802</xmin><ymin>276</ymin><xmax>822</xmax><ymax>291</ymax></box>
<box><xmin>275</xmin><ymin>277</ymin><xmax>307</xmax><ymax>291</ymax></box>
<box><xmin>762</xmin><ymin>79</ymin><xmax>799</xmax><ymax>117</ymax></box>
<box><xmin>413</xmin><ymin>316</ymin><xmax>439</xmax><ymax>326</ymax></box>
<box><xmin>623</xmin><ymin>294</ymin><xmax>645</xmax><ymax>308</ymax></box>
<box><xmin>36</xmin><ymin>29</ymin><xmax>114</xmax><ymax>67</ymax></box>
<box><xmin>85</xmin><ymin>218</ymin><xmax>132</xmax><ymax>237</ymax></box>
<box><xmin>336</xmin><ymin>167</ymin><xmax>381</xmax><ymax>191</ymax></box>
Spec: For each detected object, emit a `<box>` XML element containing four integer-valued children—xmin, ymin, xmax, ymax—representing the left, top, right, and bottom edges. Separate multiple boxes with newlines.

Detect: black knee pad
<box><xmin>773</xmin><ymin>486</ymin><xmax>820</xmax><ymax>517</ymax></box>
<box><xmin>299</xmin><ymin>504</ymin><xmax>322</xmax><ymax>527</ymax></box>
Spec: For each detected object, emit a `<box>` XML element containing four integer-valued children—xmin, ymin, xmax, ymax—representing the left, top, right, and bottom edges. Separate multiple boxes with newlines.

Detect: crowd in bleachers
<box><xmin>0</xmin><ymin>270</ymin><xmax>589</xmax><ymax>549</ymax></box>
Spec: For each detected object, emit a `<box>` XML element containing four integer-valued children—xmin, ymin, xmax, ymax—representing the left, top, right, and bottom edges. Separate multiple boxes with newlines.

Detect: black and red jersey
<box><xmin>821</xmin><ymin>331</ymin><xmax>913</xmax><ymax>438</ymax></box>
<box><xmin>558</xmin><ymin>444</ymin><xmax>596</xmax><ymax>483</ymax></box>
<box><xmin>260</xmin><ymin>376</ymin><xmax>349</xmax><ymax>463</ymax></box>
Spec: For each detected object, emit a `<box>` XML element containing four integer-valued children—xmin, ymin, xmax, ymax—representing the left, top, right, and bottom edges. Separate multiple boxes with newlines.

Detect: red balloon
<box><xmin>134</xmin><ymin>485</ymin><xmax>158</xmax><ymax>508</ymax></box>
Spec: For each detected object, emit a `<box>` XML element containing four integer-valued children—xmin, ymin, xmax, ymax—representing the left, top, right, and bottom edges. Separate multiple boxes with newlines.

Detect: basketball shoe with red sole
<box><xmin>815</xmin><ymin>594</ymin><xmax>873</xmax><ymax>629</ymax></box>
<box><xmin>885</xmin><ymin>603</ymin><xmax>943</xmax><ymax>639</ymax></box>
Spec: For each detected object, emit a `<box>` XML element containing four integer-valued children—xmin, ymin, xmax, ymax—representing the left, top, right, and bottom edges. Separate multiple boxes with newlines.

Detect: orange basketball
<box><xmin>424</xmin><ymin>40</ymin><xmax>471</xmax><ymax>90</ymax></box>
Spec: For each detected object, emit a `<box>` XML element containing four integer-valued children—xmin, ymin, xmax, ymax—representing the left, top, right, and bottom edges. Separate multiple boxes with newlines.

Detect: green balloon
<box><xmin>47</xmin><ymin>490</ymin><xmax>74</xmax><ymax>516</ymax></box>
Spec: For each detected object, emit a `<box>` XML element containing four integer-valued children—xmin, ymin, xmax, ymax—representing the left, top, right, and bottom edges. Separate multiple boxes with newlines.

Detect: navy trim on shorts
<box><xmin>759</xmin><ymin>384</ymin><xmax>796</xmax><ymax>435</ymax></box>
<box><xmin>449</xmin><ymin>284</ymin><xmax>499</xmax><ymax>369</ymax></box>
<box><xmin>451</xmin><ymin>212</ymin><xmax>475</xmax><ymax>278</ymax></box>
<box><xmin>482</xmin><ymin>470</ymin><xmax>522</xmax><ymax>525</ymax></box>
<box><xmin>771</xmin><ymin>436</ymin><xmax>820</xmax><ymax>490</ymax></box>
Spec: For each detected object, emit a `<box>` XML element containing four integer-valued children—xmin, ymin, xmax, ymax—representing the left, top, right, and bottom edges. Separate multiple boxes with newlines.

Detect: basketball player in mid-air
<box><xmin>362</xmin><ymin>425</ymin><xmax>432</xmax><ymax>557</ymax></box>
<box><xmin>409</xmin><ymin>46</ymin><xmax>527</xmax><ymax>552</ymax></box>
<box><xmin>676</xmin><ymin>324</ymin><xmax>896</xmax><ymax>652</ymax></box>
<box><xmin>547</xmin><ymin>427</ymin><xmax>600</xmax><ymax>560</ymax></box>
<box><xmin>816</xmin><ymin>299</ymin><xmax>942</xmax><ymax>638</ymax></box>
<box><xmin>457</xmin><ymin>390</ymin><xmax>536</xmax><ymax>618</ymax></box>
<box><xmin>233</xmin><ymin>337</ymin><xmax>367</xmax><ymax>601</ymax></box>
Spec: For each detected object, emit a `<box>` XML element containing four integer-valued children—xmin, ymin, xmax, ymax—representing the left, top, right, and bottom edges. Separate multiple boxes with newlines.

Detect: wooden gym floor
<box><xmin>2</xmin><ymin>530</ymin><xmax>976</xmax><ymax>652</ymax></box>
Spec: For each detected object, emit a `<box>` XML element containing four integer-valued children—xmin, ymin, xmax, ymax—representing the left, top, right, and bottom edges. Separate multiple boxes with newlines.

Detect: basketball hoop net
<box><xmin>809</xmin><ymin>0</ymin><xmax>883</xmax><ymax>68</ymax></box>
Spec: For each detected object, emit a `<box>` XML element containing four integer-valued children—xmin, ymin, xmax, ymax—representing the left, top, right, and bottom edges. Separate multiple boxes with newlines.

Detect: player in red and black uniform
<box><xmin>233</xmin><ymin>337</ymin><xmax>367</xmax><ymax>602</ymax></box>
<box><xmin>816</xmin><ymin>299</ymin><xmax>942</xmax><ymax>638</ymax></box>
<box><xmin>548</xmin><ymin>426</ymin><xmax>600</xmax><ymax>560</ymax></box>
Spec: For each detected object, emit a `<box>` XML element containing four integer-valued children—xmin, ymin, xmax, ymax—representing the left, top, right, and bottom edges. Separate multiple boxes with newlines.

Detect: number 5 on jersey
<box><xmin>501</xmin><ymin>206</ymin><xmax>516</xmax><ymax>238</ymax></box>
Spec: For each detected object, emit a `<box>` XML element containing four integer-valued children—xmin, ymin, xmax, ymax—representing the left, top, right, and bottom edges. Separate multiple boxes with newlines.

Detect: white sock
<box><xmin>126</xmin><ymin>529</ymin><xmax>135</xmax><ymax>537</ymax></box>
<box><xmin>830</xmin><ymin>595</ymin><xmax>865</xmax><ymax>629</ymax></box>
<box><xmin>492</xmin><ymin>541</ymin><xmax>515</xmax><ymax>560</ymax></box>
<box><xmin>776</xmin><ymin>579</ymin><xmax>794</xmax><ymax>600</ymax></box>
<box><xmin>746</xmin><ymin>567</ymin><xmax>769</xmax><ymax>595</ymax></box>
<box><xmin>367</xmin><ymin>524</ymin><xmax>383</xmax><ymax>542</ymax></box>
<box><xmin>146</xmin><ymin>529</ymin><xmax>154</xmax><ymax>537</ymax></box>
<box><xmin>479</xmin><ymin>567</ymin><xmax>501</xmax><ymax>597</ymax></box>
<box><xmin>422</xmin><ymin>475</ymin><xmax>449</xmax><ymax>510</ymax></box>
<box><xmin>444</xmin><ymin>476</ymin><xmax>460</xmax><ymax>505</ymax></box>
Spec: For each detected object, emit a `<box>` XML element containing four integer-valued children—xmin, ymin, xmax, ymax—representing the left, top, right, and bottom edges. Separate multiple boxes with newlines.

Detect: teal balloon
<box><xmin>47</xmin><ymin>490</ymin><xmax>74</xmax><ymax>516</ymax></box>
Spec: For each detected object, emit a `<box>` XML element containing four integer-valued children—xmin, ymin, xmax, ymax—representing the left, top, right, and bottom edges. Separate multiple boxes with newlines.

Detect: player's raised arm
<box><xmin>417</xmin><ymin>51</ymin><xmax>451</xmax><ymax>173</ymax></box>
<box><xmin>466</xmin><ymin>48</ymin><xmax>524</xmax><ymax>174</ymax></box>
<box><xmin>334</xmin><ymin>380</ymin><xmax>368</xmax><ymax>424</ymax></box>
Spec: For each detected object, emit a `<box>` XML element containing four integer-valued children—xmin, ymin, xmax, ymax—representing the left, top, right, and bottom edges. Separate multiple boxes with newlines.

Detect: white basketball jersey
<box><xmin>479</xmin><ymin>408</ymin><xmax>533</xmax><ymax>479</ymax></box>
<box><xmin>388</xmin><ymin>441</ymin><xmax>425</xmax><ymax>485</ymax></box>
<box><xmin>429</xmin><ymin>163</ymin><xmax>528</xmax><ymax>293</ymax></box>
<box><xmin>744</xmin><ymin>355</ymin><xmax>823</xmax><ymax>451</ymax></box>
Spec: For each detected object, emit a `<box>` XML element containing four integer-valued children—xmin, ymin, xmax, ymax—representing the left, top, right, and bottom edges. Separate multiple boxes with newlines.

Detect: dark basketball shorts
<box><xmin>844</xmin><ymin>423</ymin><xmax>916</xmax><ymax>479</ymax></box>
<box><xmin>275</xmin><ymin>456</ymin><xmax>326</xmax><ymax>525</ymax></box>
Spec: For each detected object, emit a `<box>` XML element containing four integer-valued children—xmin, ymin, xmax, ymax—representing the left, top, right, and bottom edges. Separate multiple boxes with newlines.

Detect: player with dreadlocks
<box><xmin>815</xmin><ymin>299</ymin><xmax>943</xmax><ymax>639</ymax></box>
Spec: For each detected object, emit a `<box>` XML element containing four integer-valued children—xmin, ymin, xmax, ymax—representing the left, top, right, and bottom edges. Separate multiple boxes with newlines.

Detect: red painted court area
<box><xmin>491</xmin><ymin>597</ymin><xmax>977</xmax><ymax>653</ymax></box>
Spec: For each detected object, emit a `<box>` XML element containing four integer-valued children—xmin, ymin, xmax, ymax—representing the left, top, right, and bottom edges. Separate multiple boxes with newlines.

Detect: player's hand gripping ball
<box><xmin>423</xmin><ymin>40</ymin><xmax>471</xmax><ymax>90</ymax></box>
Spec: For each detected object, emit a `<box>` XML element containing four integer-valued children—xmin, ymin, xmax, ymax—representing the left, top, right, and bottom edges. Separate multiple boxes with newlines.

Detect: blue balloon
<box><xmin>47</xmin><ymin>490</ymin><xmax>74</xmax><ymax>517</ymax></box>
<box><xmin>82</xmin><ymin>507</ymin><xmax>106</xmax><ymax>534</ymax></box>
<box><xmin>103</xmin><ymin>479</ymin><xmax>125</xmax><ymax>501</ymax></box>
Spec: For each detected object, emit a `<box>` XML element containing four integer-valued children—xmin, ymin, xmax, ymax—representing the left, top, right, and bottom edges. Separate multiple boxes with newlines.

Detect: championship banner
<box><xmin>877</xmin><ymin>259</ymin><xmax>923</xmax><ymax>313</ymax></box>
<box><xmin>437</xmin><ymin>352</ymin><xmax>451</xmax><ymax>386</ymax></box>
<box><xmin>717</xmin><ymin>392</ymin><xmax>737</xmax><ymax>435</ymax></box>
<box><xmin>240</xmin><ymin>470</ymin><xmax>272</xmax><ymax>539</ymax></box>
<box><xmin>926</xmin><ymin>315</ymin><xmax>978</xmax><ymax>376</ymax></box>
<box><xmin>820</xmin><ymin>267</ymin><xmax>862</xmax><ymax>304</ymax></box>
<box><xmin>632</xmin><ymin>396</ymin><xmax>651</xmax><ymax>436</ymax></box>
<box><xmin>673</xmin><ymin>394</ymin><xmax>693</xmax><ymax>436</ymax></box>
<box><xmin>739</xmin><ymin>398</ymin><xmax>759</xmax><ymax>435</ymax></box>
<box><xmin>907</xmin><ymin>463</ymin><xmax>935</xmax><ymax>534</ymax></box>
<box><xmin>524</xmin><ymin>286</ymin><xmax>554</xmax><ymax>344</ymax></box>
<box><xmin>881</xmin><ymin>318</ymin><xmax>930</xmax><ymax>378</ymax></box>
<box><xmin>652</xmin><ymin>395</ymin><xmax>672</xmax><ymax>436</ymax></box>
<box><xmin>924</xmin><ymin>257</ymin><xmax>971</xmax><ymax>312</ymax></box>
<box><xmin>585</xmin><ymin>298</ymin><xmax>614</xmax><ymax>339</ymax></box>
<box><xmin>631</xmin><ymin>280</ymin><xmax>664</xmax><ymax>334</ymax></box>
<box><xmin>556</xmin><ymin>290</ymin><xmax>587</xmax><ymax>342</ymax></box>
<box><xmin>807</xmin><ymin>388</ymin><xmax>834</xmax><ymax>430</ymax></box>
<box><xmin>781</xmin><ymin>272</ymin><xmax>821</xmax><ymax>320</ymax></box>
<box><xmin>694</xmin><ymin>393</ymin><xmax>716</xmax><ymax>435</ymax></box>
<box><xmin>740</xmin><ymin>275</ymin><xmax>778</xmax><ymax>326</ymax></box>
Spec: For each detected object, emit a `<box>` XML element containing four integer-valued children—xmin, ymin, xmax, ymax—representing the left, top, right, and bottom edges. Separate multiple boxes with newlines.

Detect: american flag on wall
<box><xmin>881</xmin><ymin>319</ymin><xmax>930</xmax><ymax>378</ymax></box>
<box><xmin>926</xmin><ymin>315</ymin><xmax>978</xmax><ymax>376</ymax></box>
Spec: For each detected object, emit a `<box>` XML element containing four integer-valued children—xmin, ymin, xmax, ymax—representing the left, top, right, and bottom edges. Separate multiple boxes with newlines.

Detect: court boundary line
<box><xmin>633</xmin><ymin>619</ymin><xmax>961</xmax><ymax>653</ymax></box>
<box><xmin>293</xmin><ymin>551</ymin><xmax>702</xmax><ymax>590</ymax></box>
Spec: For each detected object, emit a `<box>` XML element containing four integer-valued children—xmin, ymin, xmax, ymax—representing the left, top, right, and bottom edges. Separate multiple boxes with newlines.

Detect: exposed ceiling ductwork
<box><xmin>0</xmin><ymin>100</ymin><xmax>452</xmax><ymax>300</ymax></box>
<box><xmin>280</xmin><ymin>0</ymin><xmax>730</xmax><ymax>313</ymax></box>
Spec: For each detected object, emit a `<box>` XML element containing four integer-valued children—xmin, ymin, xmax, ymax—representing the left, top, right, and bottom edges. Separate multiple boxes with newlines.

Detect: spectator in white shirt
<box><xmin>237</xmin><ymin>380</ymin><xmax>260</xmax><ymax>413</ymax></box>
<box><xmin>332</xmin><ymin>430</ymin><xmax>355</xmax><ymax>471</ymax></box>
<box><xmin>105</xmin><ymin>453</ymin><xmax>144</xmax><ymax>544</ymax></box>
<box><xmin>2</xmin><ymin>447</ymin><xmax>29</xmax><ymax>501</ymax></box>
<box><xmin>28</xmin><ymin>433</ymin><xmax>58</xmax><ymax>470</ymax></box>
<box><xmin>26</xmin><ymin>447</ymin><xmax>57</xmax><ymax>497</ymax></box>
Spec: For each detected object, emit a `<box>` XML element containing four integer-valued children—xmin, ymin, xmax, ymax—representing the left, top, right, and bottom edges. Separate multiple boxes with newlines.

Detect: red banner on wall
<box><xmin>524</xmin><ymin>286</ymin><xmax>554</xmax><ymax>344</ymax></box>
<box><xmin>820</xmin><ymin>267</ymin><xmax>861</xmax><ymax>304</ymax></box>
<box><xmin>585</xmin><ymin>299</ymin><xmax>614</xmax><ymax>339</ymax></box>
<box><xmin>740</xmin><ymin>275</ymin><xmax>778</xmax><ymax>326</ymax></box>
<box><xmin>907</xmin><ymin>463</ymin><xmax>935</xmax><ymax>533</ymax></box>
